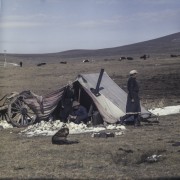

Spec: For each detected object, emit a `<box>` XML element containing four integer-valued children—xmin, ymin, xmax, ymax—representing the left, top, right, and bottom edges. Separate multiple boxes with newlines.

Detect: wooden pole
<box><xmin>78</xmin><ymin>88</ymin><xmax>81</xmax><ymax>102</ymax></box>
<box><xmin>94</xmin><ymin>68</ymin><xmax>104</xmax><ymax>95</ymax></box>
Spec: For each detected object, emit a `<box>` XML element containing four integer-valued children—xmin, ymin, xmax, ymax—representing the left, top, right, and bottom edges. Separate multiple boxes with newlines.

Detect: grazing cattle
<box><xmin>170</xmin><ymin>54</ymin><xmax>179</xmax><ymax>58</ymax></box>
<box><xmin>37</xmin><ymin>63</ymin><xmax>46</xmax><ymax>66</ymax></box>
<box><xmin>140</xmin><ymin>54</ymin><xmax>147</xmax><ymax>60</ymax></box>
<box><xmin>140</xmin><ymin>54</ymin><xmax>150</xmax><ymax>60</ymax></box>
<box><xmin>60</xmin><ymin>61</ymin><xmax>67</xmax><ymax>64</ymax></box>
<box><xmin>120</xmin><ymin>57</ymin><xmax>126</xmax><ymax>60</ymax></box>
<box><xmin>127</xmin><ymin>57</ymin><xmax>133</xmax><ymax>60</ymax></box>
<box><xmin>83</xmin><ymin>59</ymin><xmax>89</xmax><ymax>63</ymax></box>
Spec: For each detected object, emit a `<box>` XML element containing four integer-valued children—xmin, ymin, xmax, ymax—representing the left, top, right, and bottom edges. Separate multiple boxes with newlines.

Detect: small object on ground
<box><xmin>118</xmin><ymin>148</ymin><xmax>133</xmax><ymax>153</ymax></box>
<box><xmin>106</xmin><ymin>132</ymin><xmax>115</xmax><ymax>137</ymax></box>
<box><xmin>91</xmin><ymin>132</ymin><xmax>115</xmax><ymax>138</ymax></box>
<box><xmin>172</xmin><ymin>142</ymin><xmax>180</xmax><ymax>146</ymax></box>
<box><xmin>52</xmin><ymin>125</ymin><xmax>79</xmax><ymax>145</ymax></box>
<box><xmin>115</xmin><ymin>131</ymin><xmax>124</xmax><ymax>136</ymax></box>
<box><xmin>145</xmin><ymin>154</ymin><xmax>162</xmax><ymax>163</ymax></box>
<box><xmin>0</xmin><ymin>125</ymin><xmax>3</xmax><ymax>130</ymax></box>
<box><xmin>14</xmin><ymin>166</ymin><xmax>25</xmax><ymax>170</ymax></box>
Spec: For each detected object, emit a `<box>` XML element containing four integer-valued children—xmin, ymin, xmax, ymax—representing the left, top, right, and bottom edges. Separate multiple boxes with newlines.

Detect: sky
<box><xmin>0</xmin><ymin>0</ymin><xmax>180</xmax><ymax>54</ymax></box>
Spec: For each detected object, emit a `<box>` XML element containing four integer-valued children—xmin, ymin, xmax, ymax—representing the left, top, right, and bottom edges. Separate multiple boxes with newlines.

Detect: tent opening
<box><xmin>52</xmin><ymin>81</ymin><xmax>103</xmax><ymax>124</ymax></box>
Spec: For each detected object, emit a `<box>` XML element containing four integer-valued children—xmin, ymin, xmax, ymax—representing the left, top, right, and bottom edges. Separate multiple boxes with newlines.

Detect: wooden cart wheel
<box><xmin>8</xmin><ymin>95</ymin><xmax>37</xmax><ymax>127</ymax></box>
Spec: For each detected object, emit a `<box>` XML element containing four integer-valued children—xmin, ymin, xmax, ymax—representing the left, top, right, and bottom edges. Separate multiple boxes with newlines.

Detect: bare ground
<box><xmin>0</xmin><ymin>57</ymin><xmax>180</xmax><ymax>179</ymax></box>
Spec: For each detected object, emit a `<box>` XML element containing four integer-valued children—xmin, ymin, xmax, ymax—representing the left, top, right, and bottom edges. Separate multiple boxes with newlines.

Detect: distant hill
<box><xmin>54</xmin><ymin>32</ymin><xmax>180</xmax><ymax>58</ymax></box>
<box><xmin>1</xmin><ymin>32</ymin><xmax>180</xmax><ymax>61</ymax></box>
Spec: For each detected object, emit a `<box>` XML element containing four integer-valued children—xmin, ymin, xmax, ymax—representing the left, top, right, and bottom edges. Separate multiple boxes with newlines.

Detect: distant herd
<box><xmin>170</xmin><ymin>54</ymin><xmax>180</xmax><ymax>58</ymax></box>
<box><xmin>14</xmin><ymin>54</ymin><xmax>179</xmax><ymax>67</ymax></box>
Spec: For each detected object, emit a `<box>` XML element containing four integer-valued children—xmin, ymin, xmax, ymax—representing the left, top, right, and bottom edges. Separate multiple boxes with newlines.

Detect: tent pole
<box><xmin>95</xmin><ymin>68</ymin><xmax>104</xmax><ymax>95</ymax></box>
<box><xmin>88</xmin><ymin>69</ymin><xmax>104</xmax><ymax>120</ymax></box>
<box><xmin>88</xmin><ymin>104</ymin><xmax>93</xmax><ymax>117</ymax></box>
<box><xmin>78</xmin><ymin>88</ymin><xmax>81</xmax><ymax>102</ymax></box>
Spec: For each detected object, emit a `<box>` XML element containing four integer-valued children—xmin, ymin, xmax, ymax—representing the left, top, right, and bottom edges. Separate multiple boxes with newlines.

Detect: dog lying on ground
<box><xmin>52</xmin><ymin>124</ymin><xmax>79</xmax><ymax>145</ymax></box>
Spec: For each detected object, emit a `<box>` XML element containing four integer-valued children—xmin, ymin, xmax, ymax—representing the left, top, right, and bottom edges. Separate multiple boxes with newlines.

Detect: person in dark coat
<box><xmin>19</xmin><ymin>61</ymin><xmax>23</xmax><ymax>67</ymax></box>
<box><xmin>68</xmin><ymin>101</ymin><xmax>88</xmax><ymax>124</ymax></box>
<box><xmin>59</xmin><ymin>82</ymin><xmax>75</xmax><ymax>122</ymax></box>
<box><xmin>118</xmin><ymin>70</ymin><xmax>141</xmax><ymax>126</ymax></box>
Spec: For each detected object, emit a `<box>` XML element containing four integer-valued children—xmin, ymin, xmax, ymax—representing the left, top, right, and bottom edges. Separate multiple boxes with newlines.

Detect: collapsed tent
<box><xmin>29</xmin><ymin>70</ymin><xmax>151</xmax><ymax>124</ymax></box>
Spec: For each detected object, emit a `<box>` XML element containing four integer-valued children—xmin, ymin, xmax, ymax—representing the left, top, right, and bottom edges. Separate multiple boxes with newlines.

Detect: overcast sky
<box><xmin>0</xmin><ymin>0</ymin><xmax>180</xmax><ymax>54</ymax></box>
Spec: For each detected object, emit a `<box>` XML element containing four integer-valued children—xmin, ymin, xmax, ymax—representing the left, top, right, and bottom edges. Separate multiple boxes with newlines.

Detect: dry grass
<box><xmin>0</xmin><ymin>114</ymin><xmax>180</xmax><ymax>179</ymax></box>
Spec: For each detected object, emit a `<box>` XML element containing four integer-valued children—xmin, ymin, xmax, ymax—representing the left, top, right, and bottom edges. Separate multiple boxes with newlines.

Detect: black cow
<box><xmin>60</xmin><ymin>61</ymin><xmax>67</xmax><ymax>64</ymax></box>
<box><xmin>37</xmin><ymin>63</ymin><xmax>46</xmax><ymax>66</ymax></box>
<box><xmin>140</xmin><ymin>54</ymin><xmax>150</xmax><ymax>60</ymax></box>
<box><xmin>170</xmin><ymin>54</ymin><xmax>179</xmax><ymax>58</ymax></box>
<box><xmin>83</xmin><ymin>59</ymin><xmax>89</xmax><ymax>63</ymax></box>
<box><xmin>140</xmin><ymin>54</ymin><xmax>147</xmax><ymax>60</ymax></box>
<box><xmin>127</xmin><ymin>57</ymin><xmax>133</xmax><ymax>60</ymax></box>
<box><xmin>120</xmin><ymin>57</ymin><xmax>126</xmax><ymax>60</ymax></box>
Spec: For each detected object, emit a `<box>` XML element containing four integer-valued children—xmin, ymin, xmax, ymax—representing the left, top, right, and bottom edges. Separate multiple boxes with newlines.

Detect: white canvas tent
<box><xmin>74</xmin><ymin>71</ymin><xmax>151</xmax><ymax>124</ymax></box>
